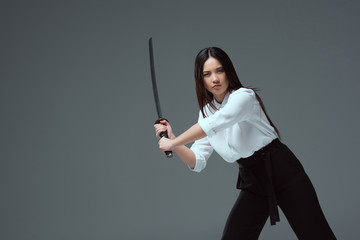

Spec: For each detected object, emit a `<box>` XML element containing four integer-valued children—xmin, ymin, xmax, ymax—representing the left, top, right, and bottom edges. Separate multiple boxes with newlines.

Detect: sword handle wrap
<box><xmin>155</xmin><ymin>118</ymin><xmax>173</xmax><ymax>158</ymax></box>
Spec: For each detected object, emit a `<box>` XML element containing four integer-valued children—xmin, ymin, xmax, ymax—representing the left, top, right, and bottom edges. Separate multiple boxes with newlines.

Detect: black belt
<box><xmin>236</xmin><ymin>139</ymin><xmax>281</xmax><ymax>226</ymax></box>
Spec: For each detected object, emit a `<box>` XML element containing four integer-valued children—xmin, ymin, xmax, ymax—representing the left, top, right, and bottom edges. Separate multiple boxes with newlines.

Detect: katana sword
<box><xmin>149</xmin><ymin>37</ymin><xmax>173</xmax><ymax>158</ymax></box>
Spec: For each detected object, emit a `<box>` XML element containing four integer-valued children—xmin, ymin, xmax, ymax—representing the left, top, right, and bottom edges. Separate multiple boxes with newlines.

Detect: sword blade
<box><xmin>148</xmin><ymin>37</ymin><xmax>162</xmax><ymax>119</ymax></box>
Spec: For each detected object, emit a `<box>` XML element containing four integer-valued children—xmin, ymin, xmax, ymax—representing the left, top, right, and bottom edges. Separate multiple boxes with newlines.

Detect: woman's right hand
<box><xmin>154</xmin><ymin>120</ymin><xmax>175</xmax><ymax>139</ymax></box>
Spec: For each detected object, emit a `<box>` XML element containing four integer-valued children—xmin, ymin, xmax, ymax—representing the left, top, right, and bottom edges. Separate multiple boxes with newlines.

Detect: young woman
<box><xmin>154</xmin><ymin>47</ymin><xmax>336</xmax><ymax>239</ymax></box>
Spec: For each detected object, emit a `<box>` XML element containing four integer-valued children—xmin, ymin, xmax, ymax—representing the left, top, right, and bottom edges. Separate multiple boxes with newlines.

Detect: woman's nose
<box><xmin>212</xmin><ymin>74</ymin><xmax>219</xmax><ymax>82</ymax></box>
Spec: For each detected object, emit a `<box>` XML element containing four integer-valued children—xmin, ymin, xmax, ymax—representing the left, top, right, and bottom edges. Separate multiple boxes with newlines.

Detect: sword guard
<box><xmin>155</xmin><ymin>118</ymin><xmax>173</xmax><ymax>158</ymax></box>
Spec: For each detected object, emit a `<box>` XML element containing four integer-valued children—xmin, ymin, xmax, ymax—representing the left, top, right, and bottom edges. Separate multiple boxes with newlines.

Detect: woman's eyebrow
<box><xmin>203</xmin><ymin>66</ymin><xmax>223</xmax><ymax>72</ymax></box>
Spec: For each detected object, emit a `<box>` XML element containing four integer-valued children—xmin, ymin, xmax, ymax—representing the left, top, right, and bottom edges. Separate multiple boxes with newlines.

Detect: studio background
<box><xmin>1</xmin><ymin>1</ymin><xmax>359</xmax><ymax>239</ymax></box>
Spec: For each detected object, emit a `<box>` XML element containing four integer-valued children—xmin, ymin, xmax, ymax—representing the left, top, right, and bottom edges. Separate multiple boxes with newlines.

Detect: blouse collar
<box><xmin>213</xmin><ymin>91</ymin><xmax>230</xmax><ymax>108</ymax></box>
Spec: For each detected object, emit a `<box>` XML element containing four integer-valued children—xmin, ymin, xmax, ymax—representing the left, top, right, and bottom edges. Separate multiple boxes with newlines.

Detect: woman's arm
<box><xmin>172</xmin><ymin>123</ymin><xmax>206</xmax><ymax>147</ymax></box>
<box><xmin>155</xmin><ymin>121</ymin><xmax>206</xmax><ymax>169</ymax></box>
<box><xmin>199</xmin><ymin>88</ymin><xmax>255</xmax><ymax>137</ymax></box>
<box><xmin>158</xmin><ymin>123</ymin><xmax>206</xmax><ymax>151</ymax></box>
<box><xmin>159</xmin><ymin>123</ymin><xmax>206</xmax><ymax>169</ymax></box>
<box><xmin>172</xmin><ymin>145</ymin><xmax>196</xmax><ymax>169</ymax></box>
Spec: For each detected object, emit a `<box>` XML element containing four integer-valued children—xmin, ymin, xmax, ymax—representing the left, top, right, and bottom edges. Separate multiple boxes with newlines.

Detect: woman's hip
<box><xmin>236</xmin><ymin>138</ymin><xmax>308</xmax><ymax>193</ymax></box>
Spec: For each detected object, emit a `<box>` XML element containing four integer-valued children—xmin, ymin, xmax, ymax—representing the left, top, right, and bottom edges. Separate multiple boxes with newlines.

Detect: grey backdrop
<box><xmin>1</xmin><ymin>0</ymin><xmax>359</xmax><ymax>239</ymax></box>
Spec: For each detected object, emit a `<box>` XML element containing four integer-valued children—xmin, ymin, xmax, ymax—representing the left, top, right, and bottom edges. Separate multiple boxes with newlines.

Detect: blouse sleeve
<box><xmin>189</xmin><ymin>111</ymin><xmax>214</xmax><ymax>172</ymax></box>
<box><xmin>198</xmin><ymin>88</ymin><xmax>255</xmax><ymax>137</ymax></box>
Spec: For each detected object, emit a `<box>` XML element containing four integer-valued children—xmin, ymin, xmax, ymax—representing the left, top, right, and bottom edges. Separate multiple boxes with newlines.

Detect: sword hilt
<box><xmin>155</xmin><ymin>118</ymin><xmax>173</xmax><ymax>158</ymax></box>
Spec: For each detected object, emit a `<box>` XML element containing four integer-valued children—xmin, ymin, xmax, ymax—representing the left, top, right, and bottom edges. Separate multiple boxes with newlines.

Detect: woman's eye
<box><xmin>203</xmin><ymin>73</ymin><xmax>210</xmax><ymax>77</ymax></box>
<box><xmin>217</xmin><ymin>68</ymin><xmax>224</xmax><ymax>73</ymax></box>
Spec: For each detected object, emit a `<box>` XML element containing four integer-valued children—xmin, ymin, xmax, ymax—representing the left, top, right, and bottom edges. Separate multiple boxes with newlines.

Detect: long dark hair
<box><xmin>194</xmin><ymin>47</ymin><xmax>280</xmax><ymax>138</ymax></box>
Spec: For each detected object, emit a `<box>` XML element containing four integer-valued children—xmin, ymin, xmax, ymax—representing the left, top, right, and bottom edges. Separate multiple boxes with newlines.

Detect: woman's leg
<box><xmin>277</xmin><ymin>175</ymin><xmax>337</xmax><ymax>240</ymax></box>
<box><xmin>222</xmin><ymin>190</ymin><xmax>269</xmax><ymax>240</ymax></box>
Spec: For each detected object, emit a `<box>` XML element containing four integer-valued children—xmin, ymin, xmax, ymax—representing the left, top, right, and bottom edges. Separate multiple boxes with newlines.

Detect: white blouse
<box><xmin>189</xmin><ymin>88</ymin><xmax>278</xmax><ymax>172</ymax></box>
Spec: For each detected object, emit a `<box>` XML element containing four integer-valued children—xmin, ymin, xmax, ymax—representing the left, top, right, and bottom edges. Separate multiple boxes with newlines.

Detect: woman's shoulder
<box><xmin>229</xmin><ymin>87</ymin><xmax>255</xmax><ymax>99</ymax></box>
<box><xmin>231</xmin><ymin>87</ymin><xmax>254</xmax><ymax>94</ymax></box>
<box><xmin>200</xmin><ymin>88</ymin><xmax>255</xmax><ymax>117</ymax></box>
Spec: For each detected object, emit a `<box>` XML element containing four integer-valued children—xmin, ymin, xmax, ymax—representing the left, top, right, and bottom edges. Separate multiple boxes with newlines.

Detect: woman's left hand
<box><xmin>158</xmin><ymin>137</ymin><xmax>174</xmax><ymax>152</ymax></box>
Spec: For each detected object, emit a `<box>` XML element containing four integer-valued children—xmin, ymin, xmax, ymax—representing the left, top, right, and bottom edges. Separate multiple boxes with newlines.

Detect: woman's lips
<box><xmin>213</xmin><ymin>85</ymin><xmax>221</xmax><ymax>89</ymax></box>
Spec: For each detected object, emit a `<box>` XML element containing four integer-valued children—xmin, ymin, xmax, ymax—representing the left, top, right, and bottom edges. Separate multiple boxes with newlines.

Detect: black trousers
<box><xmin>221</xmin><ymin>139</ymin><xmax>336</xmax><ymax>240</ymax></box>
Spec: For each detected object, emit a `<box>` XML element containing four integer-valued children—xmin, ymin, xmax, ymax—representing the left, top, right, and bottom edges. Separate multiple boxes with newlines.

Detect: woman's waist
<box><xmin>210</xmin><ymin>135</ymin><xmax>278</xmax><ymax>162</ymax></box>
<box><xmin>236</xmin><ymin>138</ymin><xmax>283</xmax><ymax>168</ymax></box>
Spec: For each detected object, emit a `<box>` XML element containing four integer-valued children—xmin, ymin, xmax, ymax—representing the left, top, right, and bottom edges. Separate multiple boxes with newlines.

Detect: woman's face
<box><xmin>202</xmin><ymin>57</ymin><xmax>229</xmax><ymax>103</ymax></box>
